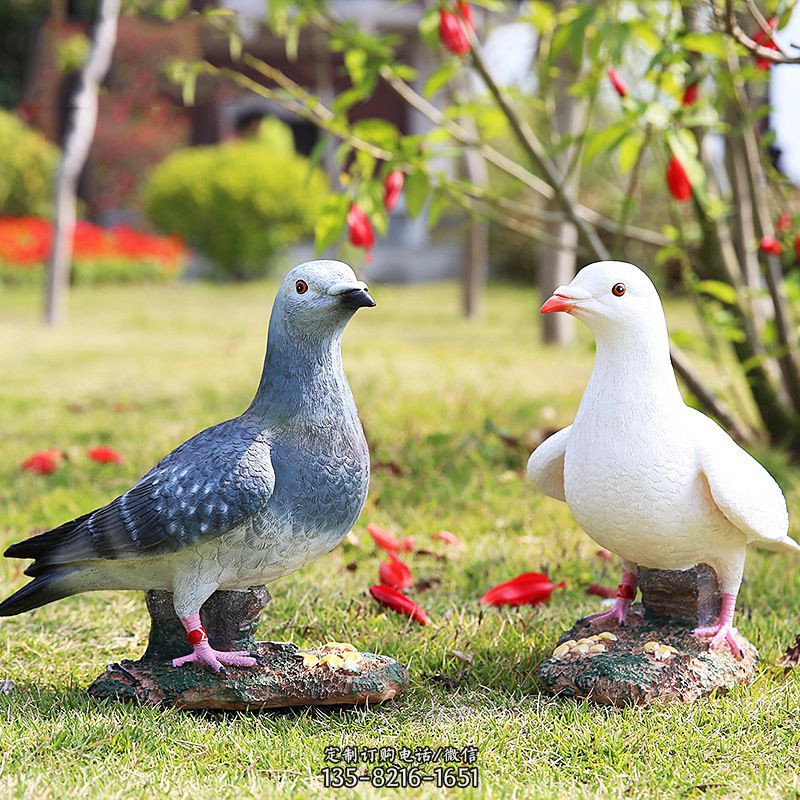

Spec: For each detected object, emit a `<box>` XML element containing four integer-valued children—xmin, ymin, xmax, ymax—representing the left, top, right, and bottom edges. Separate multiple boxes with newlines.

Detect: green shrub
<box><xmin>143</xmin><ymin>121</ymin><xmax>328</xmax><ymax>279</ymax></box>
<box><xmin>0</xmin><ymin>110</ymin><xmax>58</xmax><ymax>216</ymax></box>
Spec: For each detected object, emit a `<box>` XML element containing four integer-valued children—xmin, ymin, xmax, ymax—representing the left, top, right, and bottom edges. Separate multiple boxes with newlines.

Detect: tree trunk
<box><xmin>462</xmin><ymin>147</ymin><xmax>489</xmax><ymax>319</ymax></box>
<box><xmin>44</xmin><ymin>0</ymin><xmax>120</xmax><ymax>326</ymax></box>
<box><xmin>539</xmin><ymin>0</ymin><xmax>581</xmax><ymax>345</ymax></box>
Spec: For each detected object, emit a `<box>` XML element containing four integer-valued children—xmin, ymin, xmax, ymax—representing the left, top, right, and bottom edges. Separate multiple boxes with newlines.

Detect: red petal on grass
<box><xmin>379</xmin><ymin>552</ymin><xmax>413</xmax><ymax>590</ymax></box>
<box><xmin>367</xmin><ymin>524</ymin><xmax>415</xmax><ymax>553</ymax></box>
<box><xmin>586</xmin><ymin>583</ymin><xmax>617</xmax><ymax>599</ymax></box>
<box><xmin>87</xmin><ymin>446</ymin><xmax>123</xmax><ymax>464</ymax></box>
<box><xmin>480</xmin><ymin>572</ymin><xmax>565</xmax><ymax>607</ymax></box>
<box><xmin>21</xmin><ymin>449</ymin><xmax>63</xmax><ymax>475</ymax></box>
<box><xmin>433</xmin><ymin>529</ymin><xmax>463</xmax><ymax>547</ymax></box>
<box><xmin>369</xmin><ymin>584</ymin><xmax>430</xmax><ymax>625</ymax></box>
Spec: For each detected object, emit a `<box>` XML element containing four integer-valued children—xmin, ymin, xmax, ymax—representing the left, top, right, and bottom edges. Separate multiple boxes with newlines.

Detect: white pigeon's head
<box><xmin>541</xmin><ymin>261</ymin><xmax>665</xmax><ymax>339</ymax></box>
<box><xmin>274</xmin><ymin>259</ymin><xmax>375</xmax><ymax>338</ymax></box>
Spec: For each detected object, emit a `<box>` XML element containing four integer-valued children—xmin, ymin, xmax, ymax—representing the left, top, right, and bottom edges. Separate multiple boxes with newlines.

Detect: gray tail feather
<box><xmin>0</xmin><ymin>569</ymin><xmax>80</xmax><ymax>616</ymax></box>
<box><xmin>4</xmin><ymin>512</ymin><xmax>92</xmax><ymax>578</ymax></box>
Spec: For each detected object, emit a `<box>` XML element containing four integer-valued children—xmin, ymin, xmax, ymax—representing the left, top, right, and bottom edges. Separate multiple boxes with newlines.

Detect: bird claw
<box><xmin>581</xmin><ymin>599</ymin><xmax>630</xmax><ymax>629</ymax></box>
<box><xmin>692</xmin><ymin>623</ymin><xmax>744</xmax><ymax>659</ymax></box>
<box><xmin>172</xmin><ymin>645</ymin><xmax>260</xmax><ymax>673</ymax></box>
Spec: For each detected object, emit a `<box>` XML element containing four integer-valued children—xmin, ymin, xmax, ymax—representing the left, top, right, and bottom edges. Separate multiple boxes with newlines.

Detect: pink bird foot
<box><xmin>174</xmin><ymin>613</ymin><xmax>261</xmax><ymax>673</ymax></box>
<box><xmin>581</xmin><ymin>569</ymin><xmax>637</xmax><ymax>629</ymax></box>
<box><xmin>691</xmin><ymin>592</ymin><xmax>744</xmax><ymax>659</ymax></box>
<box><xmin>172</xmin><ymin>642</ymin><xmax>260</xmax><ymax>673</ymax></box>
<box><xmin>582</xmin><ymin>597</ymin><xmax>631</xmax><ymax>628</ymax></box>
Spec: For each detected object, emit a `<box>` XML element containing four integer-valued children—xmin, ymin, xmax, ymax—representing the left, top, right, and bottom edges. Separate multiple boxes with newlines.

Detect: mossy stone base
<box><xmin>539</xmin><ymin>565</ymin><xmax>756</xmax><ymax>705</ymax></box>
<box><xmin>87</xmin><ymin>587</ymin><xmax>408</xmax><ymax>709</ymax></box>
<box><xmin>88</xmin><ymin>641</ymin><xmax>409</xmax><ymax>710</ymax></box>
<box><xmin>539</xmin><ymin>607</ymin><xmax>757</xmax><ymax>706</ymax></box>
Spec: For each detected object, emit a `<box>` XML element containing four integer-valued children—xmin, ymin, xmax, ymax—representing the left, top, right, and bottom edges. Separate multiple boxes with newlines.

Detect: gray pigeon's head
<box><xmin>541</xmin><ymin>260</ymin><xmax>665</xmax><ymax>339</ymax></box>
<box><xmin>273</xmin><ymin>260</ymin><xmax>375</xmax><ymax>340</ymax></box>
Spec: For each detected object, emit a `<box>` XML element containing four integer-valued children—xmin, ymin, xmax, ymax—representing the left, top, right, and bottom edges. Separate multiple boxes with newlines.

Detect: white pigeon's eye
<box><xmin>612</xmin><ymin>282</ymin><xmax>626</xmax><ymax>297</ymax></box>
<box><xmin>295</xmin><ymin>279</ymin><xmax>309</xmax><ymax>295</ymax></box>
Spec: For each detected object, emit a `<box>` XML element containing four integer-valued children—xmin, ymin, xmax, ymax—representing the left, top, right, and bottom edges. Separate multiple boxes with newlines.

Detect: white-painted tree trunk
<box><xmin>44</xmin><ymin>0</ymin><xmax>120</xmax><ymax>326</ymax></box>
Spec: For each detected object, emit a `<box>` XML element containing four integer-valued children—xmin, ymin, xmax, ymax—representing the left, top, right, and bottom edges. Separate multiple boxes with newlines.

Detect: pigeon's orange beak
<box><xmin>540</xmin><ymin>285</ymin><xmax>591</xmax><ymax>314</ymax></box>
<box><xmin>540</xmin><ymin>293</ymin><xmax>574</xmax><ymax>314</ymax></box>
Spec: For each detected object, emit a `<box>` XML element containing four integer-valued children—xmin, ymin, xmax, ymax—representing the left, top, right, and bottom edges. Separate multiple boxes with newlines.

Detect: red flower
<box><xmin>369</xmin><ymin>584</ymin><xmax>430</xmax><ymax>625</ymax></box>
<box><xmin>88</xmin><ymin>446</ymin><xmax>123</xmax><ymax>464</ymax></box>
<box><xmin>347</xmin><ymin>203</ymin><xmax>374</xmax><ymax>260</ymax></box>
<box><xmin>367</xmin><ymin>523</ymin><xmax>415</xmax><ymax>553</ymax></box>
<box><xmin>682</xmin><ymin>82</ymin><xmax>699</xmax><ymax>107</ymax></box>
<box><xmin>666</xmin><ymin>156</ymin><xmax>692</xmax><ymax>202</ymax></box>
<box><xmin>586</xmin><ymin>584</ymin><xmax>617</xmax><ymax>599</ymax></box>
<box><xmin>379</xmin><ymin>552</ymin><xmax>413</xmax><ymax>590</ymax></box>
<box><xmin>383</xmin><ymin>171</ymin><xmax>404</xmax><ymax>212</ymax></box>
<box><xmin>760</xmin><ymin>235</ymin><xmax>783</xmax><ymax>255</ymax></box>
<box><xmin>795</xmin><ymin>235</ymin><xmax>800</xmax><ymax>263</ymax></box>
<box><xmin>776</xmin><ymin>212</ymin><xmax>792</xmax><ymax>232</ymax></box>
<box><xmin>753</xmin><ymin>18</ymin><xmax>779</xmax><ymax>70</ymax></box>
<box><xmin>439</xmin><ymin>9</ymin><xmax>471</xmax><ymax>55</ymax></box>
<box><xmin>480</xmin><ymin>572</ymin><xmax>565</xmax><ymax>607</ymax></box>
<box><xmin>433</xmin><ymin>529</ymin><xmax>463</xmax><ymax>547</ymax></box>
<box><xmin>607</xmin><ymin>68</ymin><xmax>628</xmax><ymax>98</ymax></box>
<box><xmin>456</xmin><ymin>0</ymin><xmax>474</xmax><ymax>31</ymax></box>
<box><xmin>21</xmin><ymin>449</ymin><xmax>63</xmax><ymax>475</ymax></box>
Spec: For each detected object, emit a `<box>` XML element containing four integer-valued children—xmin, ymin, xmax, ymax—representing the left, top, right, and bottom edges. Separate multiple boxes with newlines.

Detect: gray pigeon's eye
<box><xmin>295</xmin><ymin>280</ymin><xmax>308</xmax><ymax>295</ymax></box>
<box><xmin>612</xmin><ymin>282</ymin><xmax>626</xmax><ymax>297</ymax></box>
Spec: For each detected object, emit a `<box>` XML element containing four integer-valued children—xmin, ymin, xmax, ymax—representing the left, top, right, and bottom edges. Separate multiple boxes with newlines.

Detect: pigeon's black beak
<box><xmin>339</xmin><ymin>287</ymin><xmax>376</xmax><ymax>309</ymax></box>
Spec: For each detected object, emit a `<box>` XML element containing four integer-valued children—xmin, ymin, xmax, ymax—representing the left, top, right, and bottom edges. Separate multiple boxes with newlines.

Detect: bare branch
<box><xmin>720</xmin><ymin>0</ymin><xmax>800</xmax><ymax>65</ymax></box>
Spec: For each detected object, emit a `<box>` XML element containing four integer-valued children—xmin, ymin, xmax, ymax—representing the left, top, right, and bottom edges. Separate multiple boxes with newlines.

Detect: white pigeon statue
<box><xmin>528</xmin><ymin>261</ymin><xmax>799</xmax><ymax>656</ymax></box>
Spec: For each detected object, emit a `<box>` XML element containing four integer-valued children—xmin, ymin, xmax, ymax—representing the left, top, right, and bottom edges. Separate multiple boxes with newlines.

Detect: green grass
<box><xmin>1</xmin><ymin>280</ymin><xmax>800</xmax><ymax>799</ymax></box>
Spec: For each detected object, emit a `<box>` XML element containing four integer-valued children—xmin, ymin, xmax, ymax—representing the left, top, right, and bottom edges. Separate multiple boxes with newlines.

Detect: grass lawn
<box><xmin>1</xmin><ymin>279</ymin><xmax>799</xmax><ymax>799</ymax></box>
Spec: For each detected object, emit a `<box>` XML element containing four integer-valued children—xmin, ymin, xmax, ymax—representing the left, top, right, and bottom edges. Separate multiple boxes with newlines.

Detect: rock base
<box><xmin>86</xmin><ymin>587</ymin><xmax>408</xmax><ymax>710</ymax></box>
<box><xmin>88</xmin><ymin>641</ymin><xmax>409</xmax><ymax>710</ymax></box>
<box><xmin>538</xmin><ymin>607</ymin><xmax>757</xmax><ymax>706</ymax></box>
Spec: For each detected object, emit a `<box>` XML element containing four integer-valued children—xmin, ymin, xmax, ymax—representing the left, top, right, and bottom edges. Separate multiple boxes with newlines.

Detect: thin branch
<box><xmin>466</xmin><ymin>34</ymin><xmax>610</xmax><ymax>261</ymax></box>
<box><xmin>720</xmin><ymin>0</ymin><xmax>800</xmax><ymax>65</ymax></box>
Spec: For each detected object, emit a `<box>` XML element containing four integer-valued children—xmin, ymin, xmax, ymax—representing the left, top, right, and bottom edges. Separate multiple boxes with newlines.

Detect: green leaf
<box><xmin>583</xmin><ymin>122</ymin><xmax>630</xmax><ymax>163</ymax></box>
<box><xmin>428</xmin><ymin>192</ymin><xmax>449</xmax><ymax>228</ymax></box>
<box><xmin>696</xmin><ymin>279</ymin><xmax>738</xmax><ymax>306</ymax></box>
<box><xmin>345</xmin><ymin>49</ymin><xmax>367</xmax><ymax>85</ymax></box>
<box><xmin>617</xmin><ymin>130</ymin><xmax>645</xmax><ymax>174</ymax></box>
<box><xmin>352</xmin><ymin>118</ymin><xmax>399</xmax><ymax>148</ymax></box>
<box><xmin>424</xmin><ymin>61</ymin><xmax>458</xmax><ymax>99</ymax></box>
<box><xmin>680</xmin><ymin>32</ymin><xmax>728</xmax><ymax>59</ymax></box>
<box><xmin>315</xmin><ymin>193</ymin><xmax>350</xmax><ymax>254</ymax></box>
<box><xmin>521</xmin><ymin>1</ymin><xmax>555</xmax><ymax>32</ymax></box>
<box><xmin>405</xmin><ymin>171</ymin><xmax>430</xmax><ymax>219</ymax></box>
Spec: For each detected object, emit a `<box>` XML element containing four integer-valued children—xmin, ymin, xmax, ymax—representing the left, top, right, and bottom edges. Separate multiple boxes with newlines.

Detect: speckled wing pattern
<box><xmin>27</xmin><ymin>419</ymin><xmax>275</xmax><ymax>571</ymax></box>
<box><xmin>688</xmin><ymin>408</ymin><xmax>794</xmax><ymax>549</ymax></box>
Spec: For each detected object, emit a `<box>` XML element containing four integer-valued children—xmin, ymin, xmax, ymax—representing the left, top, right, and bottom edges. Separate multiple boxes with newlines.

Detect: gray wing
<box><xmin>13</xmin><ymin>418</ymin><xmax>275</xmax><ymax>573</ymax></box>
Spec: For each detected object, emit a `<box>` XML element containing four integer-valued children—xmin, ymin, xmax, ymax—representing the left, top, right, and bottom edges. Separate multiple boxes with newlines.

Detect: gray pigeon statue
<box><xmin>0</xmin><ymin>260</ymin><xmax>375</xmax><ymax>672</ymax></box>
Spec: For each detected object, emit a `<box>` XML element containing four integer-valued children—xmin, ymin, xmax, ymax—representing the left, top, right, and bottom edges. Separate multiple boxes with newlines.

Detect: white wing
<box><xmin>687</xmin><ymin>408</ymin><xmax>798</xmax><ymax>552</ymax></box>
<box><xmin>527</xmin><ymin>425</ymin><xmax>571</xmax><ymax>502</ymax></box>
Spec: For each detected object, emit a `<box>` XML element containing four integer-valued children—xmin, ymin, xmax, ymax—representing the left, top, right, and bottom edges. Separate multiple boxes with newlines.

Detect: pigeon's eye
<box><xmin>295</xmin><ymin>280</ymin><xmax>309</xmax><ymax>295</ymax></box>
<box><xmin>612</xmin><ymin>282</ymin><xmax>626</xmax><ymax>297</ymax></box>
